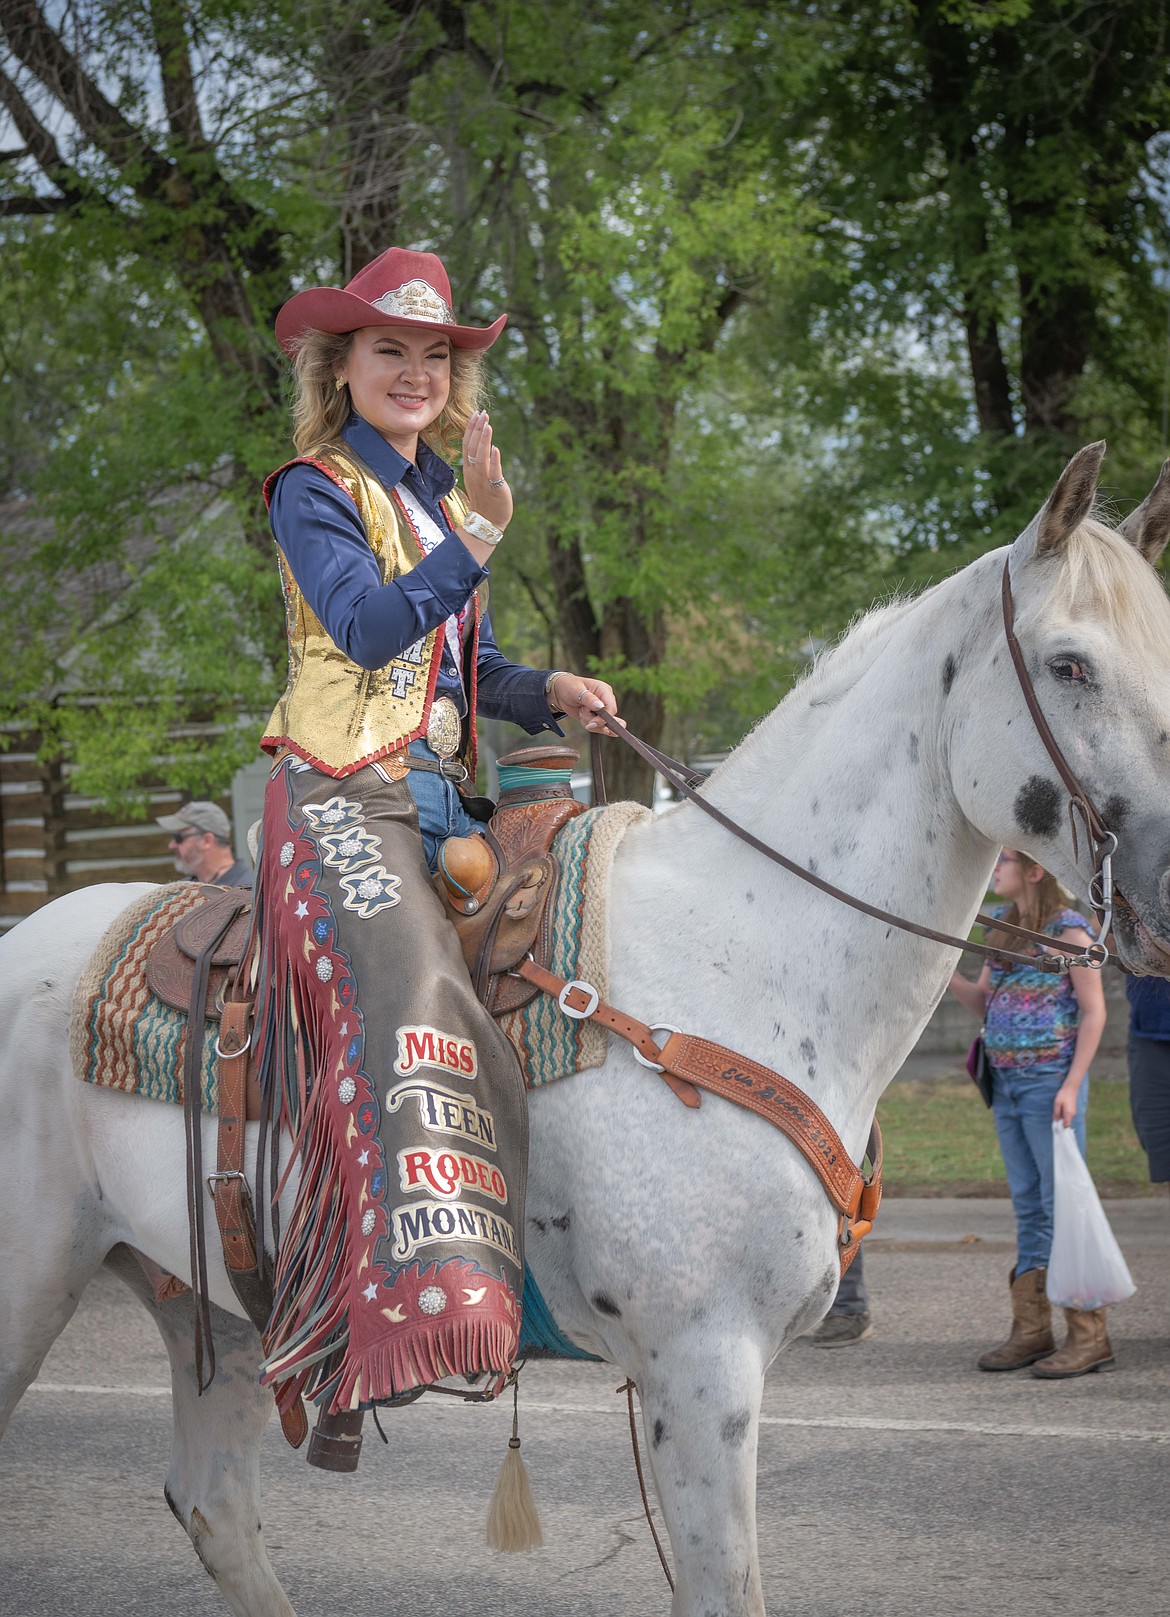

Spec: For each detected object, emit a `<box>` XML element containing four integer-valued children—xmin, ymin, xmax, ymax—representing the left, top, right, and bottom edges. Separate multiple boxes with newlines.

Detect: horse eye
<box><xmin>1049</xmin><ymin>656</ymin><xmax>1090</xmax><ymax>685</ymax></box>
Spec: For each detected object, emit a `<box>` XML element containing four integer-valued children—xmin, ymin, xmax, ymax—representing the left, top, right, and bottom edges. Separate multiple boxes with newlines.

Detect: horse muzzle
<box><xmin>1112</xmin><ymin>892</ymin><xmax>1170</xmax><ymax>977</ymax></box>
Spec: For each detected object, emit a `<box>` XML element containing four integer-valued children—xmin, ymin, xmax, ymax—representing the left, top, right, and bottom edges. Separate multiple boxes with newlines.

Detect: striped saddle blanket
<box><xmin>70</xmin><ymin>802</ymin><xmax>649</xmax><ymax>1108</ymax></box>
<box><xmin>70</xmin><ymin>882</ymin><xmax>224</xmax><ymax>1109</ymax></box>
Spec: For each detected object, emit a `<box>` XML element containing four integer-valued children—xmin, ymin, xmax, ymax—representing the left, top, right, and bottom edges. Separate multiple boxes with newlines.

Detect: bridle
<box><xmin>593</xmin><ymin>555</ymin><xmax>1117</xmax><ymax>975</ymax></box>
<box><xmin>999</xmin><ymin>557</ymin><xmax>1117</xmax><ymax>962</ymax></box>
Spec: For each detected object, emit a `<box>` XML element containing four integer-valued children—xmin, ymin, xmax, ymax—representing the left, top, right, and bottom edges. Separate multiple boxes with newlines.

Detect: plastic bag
<box><xmin>1046</xmin><ymin>1122</ymin><xmax>1136</xmax><ymax>1310</ymax></box>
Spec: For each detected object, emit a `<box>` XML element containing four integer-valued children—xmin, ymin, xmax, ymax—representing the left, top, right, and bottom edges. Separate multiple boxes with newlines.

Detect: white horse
<box><xmin>4</xmin><ymin>444</ymin><xmax>1170</xmax><ymax>1617</ymax></box>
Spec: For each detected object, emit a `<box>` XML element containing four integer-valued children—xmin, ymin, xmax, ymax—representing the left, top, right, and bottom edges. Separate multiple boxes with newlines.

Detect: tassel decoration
<box><xmin>486</xmin><ymin>1375</ymin><xmax>543</xmax><ymax>1552</ymax></box>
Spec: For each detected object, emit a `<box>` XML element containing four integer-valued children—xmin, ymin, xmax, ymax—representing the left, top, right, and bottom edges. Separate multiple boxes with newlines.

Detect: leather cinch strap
<box><xmin>517</xmin><ymin>959</ymin><xmax>881</xmax><ymax>1270</ymax></box>
<box><xmin>212</xmin><ymin>1002</ymin><xmax>259</xmax><ymax>1274</ymax></box>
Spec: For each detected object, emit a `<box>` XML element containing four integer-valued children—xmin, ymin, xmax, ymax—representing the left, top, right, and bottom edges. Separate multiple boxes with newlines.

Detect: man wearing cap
<box><xmin>157</xmin><ymin>801</ymin><xmax>253</xmax><ymax>887</ymax></box>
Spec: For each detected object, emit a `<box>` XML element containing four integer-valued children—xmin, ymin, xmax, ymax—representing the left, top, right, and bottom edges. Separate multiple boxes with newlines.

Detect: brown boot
<box><xmin>977</xmin><ymin>1266</ymin><xmax>1056</xmax><ymax>1371</ymax></box>
<box><xmin>1031</xmin><ymin>1307</ymin><xmax>1114</xmax><ymax>1378</ymax></box>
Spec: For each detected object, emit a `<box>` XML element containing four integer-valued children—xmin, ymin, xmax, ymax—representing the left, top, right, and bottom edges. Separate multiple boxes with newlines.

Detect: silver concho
<box><xmin>315</xmin><ymin>955</ymin><xmax>334</xmax><ymax>983</ymax></box>
<box><xmin>417</xmin><ymin>1285</ymin><xmax>448</xmax><ymax>1316</ymax></box>
<box><xmin>361</xmin><ymin>1208</ymin><xmax>377</xmax><ymax>1236</ymax></box>
<box><xmin>337</xmin><ymin>1075</ymin><xmax>357</xmax><ymax>1105</ymax></box>
<box><xmin>279</xmin><ymin>841</ymin><xmax>295</xmax><ymax>867</ymax></box>
<box><xmin>339</xmin><ymin>865</ymin><xmax>402</xmax><ymax>918</ymax></box>
<box><xmin>319</xmin><ymin>824</ymin><xmax>382</xmax><ymax>873</ymax></box>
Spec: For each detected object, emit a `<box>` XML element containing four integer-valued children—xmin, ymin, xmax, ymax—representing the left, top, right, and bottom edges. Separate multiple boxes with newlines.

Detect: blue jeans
<box><xmin>1127</xmin><ymin>1035</ymin><xmax>1170</xmax><ymax>1182</ymax></box>
<box><xmin>991</xmin><ymin>1064</ymin><xmax>1088</xmax><ymax>1276</ymax></box>
<box><xmin>402</xmin><ymin>739</ymin><xmax>482</xmax><ymax>872</ymax></box>
<box><xmin>828</xmin><ymin>1246</ymin><xmax>868</xmax><ymax>1316</ymax></box>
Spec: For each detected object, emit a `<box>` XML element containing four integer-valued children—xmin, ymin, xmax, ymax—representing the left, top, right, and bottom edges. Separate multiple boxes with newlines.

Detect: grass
<box><xmin>877</xmin><ymin>1075</ymin><xmax>1155</xmax><ymax>1197</ymax></box>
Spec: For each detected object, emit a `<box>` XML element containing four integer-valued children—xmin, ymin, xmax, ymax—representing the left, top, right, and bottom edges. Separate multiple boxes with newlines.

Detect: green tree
<box><xmin>4</xmin><ymin>0</ymin><xmax>1169</xmax><ymax>814</ymax></box>
<box><xmin>1</xmin><ymin>0</ymin><xmax>827</xmax><ymax>804</ymax></box>
<box><xmin>0</xmin><ymin>0</ymin><xmax>318</xmax><ymax>803</ymax></box>
<box><xmin>766</xmin><ymin>0</ymin><xmax>1170</xmax><ymax>556</ymax></box>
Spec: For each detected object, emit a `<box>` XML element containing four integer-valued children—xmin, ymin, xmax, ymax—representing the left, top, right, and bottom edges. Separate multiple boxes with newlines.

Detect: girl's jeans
<box><xmin>403</xmin><ymin>738</ymin><xmax>482</xmax><ymax>872</ymax></box>
<box><xmin>991</xmin><ymin>1064</ymin><xmax>1088</xmax><ymax>1276</ymax></box>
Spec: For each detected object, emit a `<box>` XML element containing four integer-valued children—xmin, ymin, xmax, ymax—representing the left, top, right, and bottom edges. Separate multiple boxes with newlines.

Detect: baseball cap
<box><xmin>156</xmin><ymin>800</ymin><xmax>231</xmax><ymax>840</ymax></box>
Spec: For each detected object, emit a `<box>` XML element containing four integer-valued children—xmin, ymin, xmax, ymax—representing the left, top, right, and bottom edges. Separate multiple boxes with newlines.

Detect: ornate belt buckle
<box><xmin>426</xmin><ymin>696</ymin><xmax>462</xmax><ymax>759</ymax></box>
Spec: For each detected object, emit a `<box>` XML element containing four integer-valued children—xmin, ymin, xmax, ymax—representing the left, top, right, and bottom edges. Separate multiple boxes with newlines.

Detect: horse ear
<box><xmin>1118</xmin><ymin>459</ymin><xmax>1170</xmax><ymax>566</ymax></box>
<box><xmin>1011</xmin><ymin>441</ymin><xmax>1107</xmax><ymax>566</ymax></box>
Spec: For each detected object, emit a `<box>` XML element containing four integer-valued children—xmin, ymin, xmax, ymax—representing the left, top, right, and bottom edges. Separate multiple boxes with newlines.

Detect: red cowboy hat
<box><xmin>275</xmin><ymin>247</ymin><xmax>507</xmax><ymax>356</ymax></box>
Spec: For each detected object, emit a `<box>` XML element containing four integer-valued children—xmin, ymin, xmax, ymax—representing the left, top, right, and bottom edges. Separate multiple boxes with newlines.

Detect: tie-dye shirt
<box><xmin>983</xmin><ymin>906</ymin><xmax>1090</xmax><ymax>1077</ymax></box>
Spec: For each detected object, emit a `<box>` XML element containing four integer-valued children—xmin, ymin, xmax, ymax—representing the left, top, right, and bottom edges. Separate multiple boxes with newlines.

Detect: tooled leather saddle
<box><xmin>138</xmin><ymin>746</ymin><xmax>582</xmax><ymax>1467</ymax></box>
<box><xmin>145</xmin><ymin>884</ymin><xmax>261</xmax><ymax>1120</ymax></box>
<box><xmin>434</xmin><ymin>744</ymin><xmax>585</xmax><ymax>1010</ymax></box>
<box><xmin>143</xmin><ymin>743</ymin><xmax>583</xmax><ymax>1046</ymax></box>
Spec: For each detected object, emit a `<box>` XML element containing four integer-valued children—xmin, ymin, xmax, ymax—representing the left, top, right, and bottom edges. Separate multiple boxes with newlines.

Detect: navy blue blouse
<box><xmin>268</xmin><ymin>414</ymin><xmax>557</xmax><ymax>733</ymax></box>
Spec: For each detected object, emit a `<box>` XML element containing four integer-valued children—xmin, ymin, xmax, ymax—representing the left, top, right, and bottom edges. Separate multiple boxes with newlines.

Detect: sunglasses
<box><xmin>169</xmin><ymin>829</ymin><xmax>200</xmax><ymax>844</ymax></box>
<box><xmin>995</xmin><ymin>853</ymin><xmax>1020</xmax><ymax>865</ymax></box>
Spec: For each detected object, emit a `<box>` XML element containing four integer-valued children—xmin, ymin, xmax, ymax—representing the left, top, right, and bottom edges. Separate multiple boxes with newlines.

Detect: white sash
<box><xmin>394</xmin><ymin>484</ymin><xmax>467</xmax><ymax>672</ymax></box>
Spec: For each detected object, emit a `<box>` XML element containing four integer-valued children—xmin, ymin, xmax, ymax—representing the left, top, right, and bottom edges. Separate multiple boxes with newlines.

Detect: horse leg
<box><xmin>105</xmin><ymin>1247</ymin><xmax>297</xmax><ymax>1617</ymax></box>
<box><xmin>0</xmin><ymin>1233</ymin><xmax>103</xmax><ymax>1443</ymax></box>
<box><xmin>637</xmin><ymin>1333</ymin><xmax>767</xmax><ymax>1617</ymax></box>
<box><xmin>0</xmin><ymin>1020</ymin><xmax>109</xmax><ymax>1442</ymax></box>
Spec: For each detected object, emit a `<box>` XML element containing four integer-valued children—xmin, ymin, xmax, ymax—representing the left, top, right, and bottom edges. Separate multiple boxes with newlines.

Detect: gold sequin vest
<box><xmin>261</xmin><ymin>443</ymin><xmax>478</xmax><ymax>780</ymax></box>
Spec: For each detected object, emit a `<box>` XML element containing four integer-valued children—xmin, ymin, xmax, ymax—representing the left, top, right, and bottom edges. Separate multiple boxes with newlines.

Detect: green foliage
<box><xmin>877</xmin><ymin>1077</ymin><xmax>1153</xmax><ymax>1197</ymax></box>
<box><xmin>2</xmin><ymin>0</ymin><xmax>1169</xmax><ymax>809</ymax></box>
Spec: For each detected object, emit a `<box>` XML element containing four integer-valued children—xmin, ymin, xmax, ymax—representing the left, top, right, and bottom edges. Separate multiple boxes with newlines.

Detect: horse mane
<box><xmin>789</xmin><ymin>591</ymin><xmax>923</xmax><ymax>712</ymax></box>
<box><xmin>711</xmin><ymin>510</ymin><xmax>1170</xmax><ymax>795</ymax></box>
<box><xmin>786</xmin><ymin>513</ymin><xmax>1170</xmax><ymax>717</ymax></box>
<box><xmin>1051</xmin><ymin>516</ymin><xmax>1170</xmax><ymax>659</ymax></box>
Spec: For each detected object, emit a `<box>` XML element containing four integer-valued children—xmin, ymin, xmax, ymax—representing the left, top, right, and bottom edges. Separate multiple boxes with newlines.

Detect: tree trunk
<box><xmin>596</xmin><ymin>596</ymin><xmax>665</xmax><ymax>806</ymax></box>
<box><xmin>594</xmin><ymin>682</ymin><xmax>663</xmax><ymax>807</ymax></box>
<box><xmin>1014</xmin><ymin>270</ymin><xmax>1092</xmax><ymax>438</ymax></box>
<box><xmin>962</xmin><ymin>261</ymin><xmax>1016</xmax><ymax>438</ymax></box>
<box><xmin>916</xmin><ymin>4</ymin><xmax>1017</xmax><ymax>440</ymax></box>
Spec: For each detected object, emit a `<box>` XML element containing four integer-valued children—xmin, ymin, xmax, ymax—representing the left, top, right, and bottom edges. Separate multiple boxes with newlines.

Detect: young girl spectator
<box><xmin>949</xmin><ymin>851</ymin><xmax>1108</xmax><ymax>1377</ymax></box>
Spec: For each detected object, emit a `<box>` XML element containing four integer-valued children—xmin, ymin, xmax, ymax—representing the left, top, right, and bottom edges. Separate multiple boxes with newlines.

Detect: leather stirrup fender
<box><xmin>213</xmin><ymin>995</ymin><xmax>308</xmax><ymax>1449</ymax></box>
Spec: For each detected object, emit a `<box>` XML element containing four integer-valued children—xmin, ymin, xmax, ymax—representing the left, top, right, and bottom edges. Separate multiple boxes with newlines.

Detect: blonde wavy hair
<box><xmin>288</xmin><ymin>327</ymin><xmax>484</xmax><ymax>459</ymax></box>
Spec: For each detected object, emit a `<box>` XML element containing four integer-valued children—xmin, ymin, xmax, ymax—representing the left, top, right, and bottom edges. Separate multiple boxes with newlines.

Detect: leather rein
<box><xmin>591</xmin><ymin>557</ymin><xmax>1117</xmax><ymax>977</ymax></box>
<box><xmin>511</xmin><ymin>553</ymin><xmax>1118</xmax><ymax>1273</ymax></box>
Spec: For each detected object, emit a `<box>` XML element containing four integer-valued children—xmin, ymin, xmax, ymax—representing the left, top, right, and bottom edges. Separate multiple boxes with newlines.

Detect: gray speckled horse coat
<box><xmin>4</xmin><ymin>444</ymin><xmax>1170</xmax><ymax>1615</ymax></box>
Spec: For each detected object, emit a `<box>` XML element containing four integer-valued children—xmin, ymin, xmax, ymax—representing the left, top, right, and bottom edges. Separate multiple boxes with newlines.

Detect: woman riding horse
<box><xmin>254</xmin><ymin>247</ymin><xmax>618</xmax><ymax>1446</ymax></box>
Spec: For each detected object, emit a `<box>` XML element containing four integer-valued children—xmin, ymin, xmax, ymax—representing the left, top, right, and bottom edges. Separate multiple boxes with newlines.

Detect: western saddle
<box><xmin>145</xmin><ymin>741</ymin><xmax>883</xmax><ymax>1476</ymax></box>
<box><xmin>145</xmin><ymin>744</ymin><xmax>583</xmax><ymax>1467</ymax></box>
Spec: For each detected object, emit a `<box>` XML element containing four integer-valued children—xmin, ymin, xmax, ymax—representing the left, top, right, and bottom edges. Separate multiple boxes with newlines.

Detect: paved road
<box><xmin>2</xmin><ymin>1198</ymin><xmax>1167</xmax><ymax>1617</ymax></box>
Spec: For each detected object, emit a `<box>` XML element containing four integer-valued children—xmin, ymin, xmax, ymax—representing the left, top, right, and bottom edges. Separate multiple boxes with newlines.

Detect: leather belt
<box><xmin>407</xmin><ymin>752</ymin><xmax>468</xmax><ymax>782</ymax></box>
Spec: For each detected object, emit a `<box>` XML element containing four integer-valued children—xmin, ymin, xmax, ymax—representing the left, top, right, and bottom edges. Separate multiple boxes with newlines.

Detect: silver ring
<box><xmin>466</xmin><ymin>455</ymin><xmax>478</xmax><ymax>465</ymax></box>
<box><xmin>632</xmin><ymin>1024</ymin><xmax>681</xmax><ymax>1072</ymax></box>
<box><xmin>214</xmin><ymin>1030</ymin><xmax>252</xmax><ymax>1059</ymax></box>
<box><xmin>489</xmin><ymin>477</ymin><xmax>505</xmax><ymax>488</ymax></box>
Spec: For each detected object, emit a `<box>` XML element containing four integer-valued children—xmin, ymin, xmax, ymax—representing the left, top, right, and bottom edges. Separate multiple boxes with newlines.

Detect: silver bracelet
<box><xmin>545</xmin><ymin>670</ymin><xmax>569</xmax><ymax>708</ymax></box>
<box><xmin>460</xmin><ymin>510</ymin><xmax>505</xmax><ymax>545</ymax></box>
